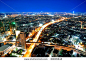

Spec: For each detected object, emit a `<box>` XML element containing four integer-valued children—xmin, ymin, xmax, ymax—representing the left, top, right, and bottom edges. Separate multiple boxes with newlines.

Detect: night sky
<box><xmin>0</xmin><ymin>0</ymin><xmax>86</xmax><ymax>12</ymax></box>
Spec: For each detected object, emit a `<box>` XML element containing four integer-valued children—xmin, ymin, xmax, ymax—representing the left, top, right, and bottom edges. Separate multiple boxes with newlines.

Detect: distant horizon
<box><xmin>0</xmin><ymin>11</ymin><xmax>86</xmax><ymax>13</ymax></box>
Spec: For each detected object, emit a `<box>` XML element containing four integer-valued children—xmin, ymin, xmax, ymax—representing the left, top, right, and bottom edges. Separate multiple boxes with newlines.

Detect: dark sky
<box><xmin>0</xmin><ymin>0</ymin><xmax>86</xmax><ymax>12</ymax></box>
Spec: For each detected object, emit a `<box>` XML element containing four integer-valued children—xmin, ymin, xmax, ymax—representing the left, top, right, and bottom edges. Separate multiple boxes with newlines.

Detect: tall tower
<box><xmin>73</xmin><ymin>11</ymin><xmax>74</xmax><ymax>18</ymax></box>
<box><xmin>18</xmin><ymin>32</ymin><xmax>26</xmax><ymax>49</ymax></box>
<box><xmin>3</xmin><ymin>14</ymin><xmax>7</xmax><ymax>18</ymax></box>
<box><xmin>5</xmin><ymin>14</ymin><xmax>7</xmax><ymax>17</ymax></box>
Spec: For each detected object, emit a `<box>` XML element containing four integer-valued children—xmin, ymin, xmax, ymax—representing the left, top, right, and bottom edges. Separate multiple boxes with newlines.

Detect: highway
<box><xmin>44</xmin><ymin>44</ymin><xmax>86</xmax><ymax>55</ymax></box>
<box><xmin>23</xmin><ymin>17</ymin><xmax>67</xmax><ymax>57</ymax></box>
<box><xmin>26</xmin><ymin>27</ymin><xmax>41</xmax><ymax>41</ymax></box>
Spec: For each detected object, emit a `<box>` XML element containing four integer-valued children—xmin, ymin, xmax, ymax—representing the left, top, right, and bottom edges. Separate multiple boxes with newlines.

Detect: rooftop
<box><xmin>0</xmin><ymin>45</ymin><xmax>10</xmax><ymax>51</ymax></box>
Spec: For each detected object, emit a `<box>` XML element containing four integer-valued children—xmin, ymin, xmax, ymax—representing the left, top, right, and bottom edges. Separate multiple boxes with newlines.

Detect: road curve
<box><xmin>23</xmin><ymin>18</ymin><xmax>67</xmax><ymax>57</ymax></box>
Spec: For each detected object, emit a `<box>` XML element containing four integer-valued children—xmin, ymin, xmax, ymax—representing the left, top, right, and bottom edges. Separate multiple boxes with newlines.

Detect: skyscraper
<box><xmin>17</xmin><ymin>32</ymin><xmax>26</xmax><ymax>49</ymax></box>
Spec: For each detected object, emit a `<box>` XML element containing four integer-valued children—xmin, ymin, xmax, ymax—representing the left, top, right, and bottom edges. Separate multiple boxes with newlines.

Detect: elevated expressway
<box><xmin>24</xmin><ymin>17</ymin><xmax>69</xmax><ymax>57</ymax></box>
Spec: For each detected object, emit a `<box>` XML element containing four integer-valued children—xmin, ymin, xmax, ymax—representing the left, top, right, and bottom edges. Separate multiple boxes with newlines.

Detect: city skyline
<box><xmin>0</xmin><ymin>0</ymin><xmax>86</xmax><ymax>59</ymax></box>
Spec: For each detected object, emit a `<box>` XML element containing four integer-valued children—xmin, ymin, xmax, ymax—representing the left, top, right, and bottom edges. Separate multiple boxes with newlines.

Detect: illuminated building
<box><xmin>17</xmin><ymin>32</ymin><xmax>26</xmax><ymax>49</ymax></box>
<box><xmin>0</xmin><ymin>44</ymin><xmax>14</xmax><ymax>56</ymax></box>
<box><xmin>3</xmin><ymin>14</ymin><xmax>8</xmax><ymax>18</ymax></box>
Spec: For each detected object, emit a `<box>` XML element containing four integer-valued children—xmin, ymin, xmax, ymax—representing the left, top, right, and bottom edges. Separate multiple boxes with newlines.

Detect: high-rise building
<box><xmin>17</xmin><ymin>32</ymin><xmax>26</xmax><ymax>49</ymax></box>
<box><xmin>3</xmin><ymin>14</ymin><xmax>8</xmax><ymax>18</ymax></box>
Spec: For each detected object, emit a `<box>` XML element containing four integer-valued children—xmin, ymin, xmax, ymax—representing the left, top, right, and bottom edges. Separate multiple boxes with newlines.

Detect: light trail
<box><xmin>24</xmin><ymin>18</ymin><xmax>67</xmax><ymax>57</ymax></box>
